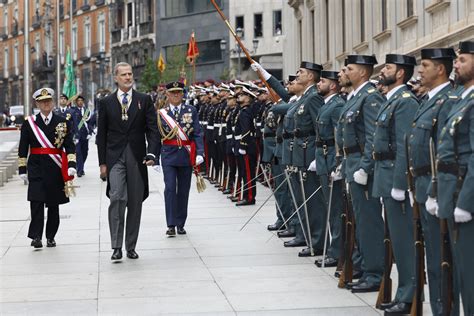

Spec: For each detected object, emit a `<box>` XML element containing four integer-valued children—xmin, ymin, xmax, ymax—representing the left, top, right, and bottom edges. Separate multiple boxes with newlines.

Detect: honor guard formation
<box><xmin>16</xmin><ymin>41</ymin><xmax>474</xmax><ymax>316</ymax></box>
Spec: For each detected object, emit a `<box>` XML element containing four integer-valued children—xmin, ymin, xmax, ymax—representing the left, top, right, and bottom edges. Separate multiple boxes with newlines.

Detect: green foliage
<box><xmin>220</xmin><ymin>67</ymin><xmax>232</xmax><ymax>81</ymax></box>
<box><xmin>138</xmin><ymin>58</ymin><xmax>160</xmax><ymax>92</ymax></box>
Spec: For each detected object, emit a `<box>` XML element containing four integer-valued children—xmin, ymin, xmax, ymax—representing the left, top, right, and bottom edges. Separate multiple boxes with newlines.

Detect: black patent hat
<box><xmin>300</xmin><ymin>61</ymin><xmax>323</xmax><ymax>72</ymax></box>
<box><xmin>459</xmin><ymin>41</ymin><xmax>474</xmax><ymax>54</ymax></box>
<box><xmin>385</xmin><ymin>54</ymin><xmax>417</xmax><ymax>67</ymax></box>
<box><xmin>321</xmin><ymin>71</ymin><xmax>339</xmax><ymax>80</ymax></box>
<box><xmin>288</xmin><ymin>74</ymin><xmax>297</xmax><ymax>82</ymax></box>
<box><xmin>346</xmin><ymin>54</ymin><xmax>378</xmax><ymax>65</ymax></box>
<box><xmin>420</xmin><ymin>48</ymin><xmax>456</xmax><ymax>60</ymax></box>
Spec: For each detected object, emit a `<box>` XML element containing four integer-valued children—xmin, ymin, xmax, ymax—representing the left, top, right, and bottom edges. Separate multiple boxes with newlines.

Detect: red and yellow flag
<box><xmin>186</xmin><ymin>31</ymin><xmax>199</xmax><ymax>64</ymax></box>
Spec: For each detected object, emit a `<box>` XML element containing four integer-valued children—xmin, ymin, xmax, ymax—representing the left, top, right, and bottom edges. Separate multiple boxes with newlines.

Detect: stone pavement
<box><xmin>0</xmin><ymin>141</ymin><xmax>434</xmax><ymax>315</ymax></box>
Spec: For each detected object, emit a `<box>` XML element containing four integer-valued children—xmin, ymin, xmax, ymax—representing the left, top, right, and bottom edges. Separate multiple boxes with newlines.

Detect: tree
<box><xmin>138</xmin><ymin>58</ymin><xmax>160</xmax><ymax>92</ymax></box>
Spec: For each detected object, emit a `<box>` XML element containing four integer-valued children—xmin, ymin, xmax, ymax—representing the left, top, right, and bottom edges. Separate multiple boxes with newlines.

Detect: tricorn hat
<box><xmin>346</xmin><ymin>54</ymin><xmax>378</xmax><ymax>65</ymax></box>
<box><xmin>420</xmin><ymin>48</ymin><xmax>456</xmax><ymax>60</ymax></box>
<box><xmin>385</xmin><ymin>54</ymin><xmax>417</xmax><ymax>67</ymax></box>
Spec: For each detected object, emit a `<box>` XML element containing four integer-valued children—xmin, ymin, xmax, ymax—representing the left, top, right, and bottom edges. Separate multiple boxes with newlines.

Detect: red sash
<box><xmin>30</xmin><ymin>148</ymin><xmax>73</xmax><ymax>182</ymax></box>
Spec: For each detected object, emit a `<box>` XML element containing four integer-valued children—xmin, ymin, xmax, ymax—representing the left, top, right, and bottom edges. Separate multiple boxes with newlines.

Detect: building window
<box><xmin>35</xmin><ymin>0</ymin><xmax>40</xmax><ymax>12</ymax></box>
<box><xmin>254</xmin><ymin>13</ymin><xmax>263</xmax><ymax>38</ymax></box>
<box><xmin>85</xmin><ymin>19</ymin><xmax>91</xmax><ymax>56</ymax></box>
<box><xmin>72</xmin><ymin>23</ymin><xmax>78</xmax><ymax>59</ymax></box>
<box><xmin>35</xmin><ymin>35</ymin><xmax>40</xmax><ymax>60</ymax></box>
<box><xmin>342</xmin><ymin>0</ymin><xmax>346</xmax><ymax>52</ymax></box>
<box><xmin>164</xmin><ymin>40</ymin><xmax>222</xmax><ymax>64</ymax></box>
<box><xmin>98</xmin><ymin>15</ymin><xmax>106</xmax><ymax>52</ymax></box>
<box><xmin>325</xmin><ymin>1</ymin><xmax>329</xmax><ymax>61</ymax></box>
<box><xmin>14</xmin><ymin>43</ymin><xmax>18</xmax><ymax>73</ymax></box>
<box><xmin>311</xmin><ymin>10</ymin><xmax>315</xmax><ymax>61</ymax></box>
<box><xmin>71</xmin><ymin>0</ymin><xmax>77</xmax><ymax>13</ymax></box>
<box><xmin>382</xmin><ymin>0</ymin><xmax>388</xmax><ymax>31</ymax></box>
<box><xmin>139</xmin><ymin>0</ymin><xmax>152</xmax><ymax>23</ymax></box>
<box><xmin>360</xmin><ymin>0</ymin><xmax>365</xmax><ymax>42</ymax></box>
<box><xmin>4</xmin><ymin>47</ymin><xmax>8</xmax><ymax>76</ymax></box>
<box><xmin>59</xmin><ymin>28</ymin><xmax>64</xmax><ymax>62</ymax></box>
<box><xmin>4</xmin><ymin>9</ymin><xmax>8</xmax><ymax>32</ymax></box>
<box><xmin>164</xmin><ymin>0</ymin><xmax>221</xmax><ymax>18</ymax></box>
<box><xmin>407</xmin><ymin>0</ymin><xmax>414</xmax><ymax>17</ymax></box>
<box><xmin>235</xmin><ymin>16</ymin><xmax>244</xmax><ymax>38</ymax></box>
<box><xmin>273</xmin><ymin>10</ymin><xmax>282</xmax><ymax>35</ymax></box>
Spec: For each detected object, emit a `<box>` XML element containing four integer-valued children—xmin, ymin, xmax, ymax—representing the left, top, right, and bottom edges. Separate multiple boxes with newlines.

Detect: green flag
<box><xmin>62</xmin><ymin>47</ymin><xmax>77</xmax><ymax>99</ymax></box>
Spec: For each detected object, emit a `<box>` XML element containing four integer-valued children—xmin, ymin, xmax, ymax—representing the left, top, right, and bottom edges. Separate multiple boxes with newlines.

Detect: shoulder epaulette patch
<box><xmin>367</xmin><ymin>88</ymin><xmax>376</xmax><ymax>93</ymax></box>
<box><xmin>448</xmin><ymin>95</ymin><xmax>458</xmax><ymax>99</ymax></box>
<box><xmin>402</xmin><ymin>92</ymin><xmax>411</xmax><ymax>98</ymax></box>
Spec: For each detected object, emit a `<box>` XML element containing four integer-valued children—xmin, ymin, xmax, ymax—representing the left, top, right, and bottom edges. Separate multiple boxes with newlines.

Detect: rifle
<box><xmin>338</xmin><ymin>182</ymin><xmax>355</xmax><ymax>288</ymax></box>
<box><xmin>210</xmin><ymin>0</ymin><xmax>280</xmax><ymax>103</ymax></box>
<box><xmin>376</xmin><ymin>201</ymin><xmax>393</xmax><ymax>309</ymax></box>
<box><xmin>430</xmin><ymin>138</ymin><xmax>453</xmax><ymax>316</ymax></box>
<box><xmin>406</xmin><ymin>136</ymin><xmax>425</xmax><ymax>316</ymax></box>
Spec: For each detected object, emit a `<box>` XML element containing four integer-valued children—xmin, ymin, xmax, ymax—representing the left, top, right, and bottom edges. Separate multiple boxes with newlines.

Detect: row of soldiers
<box><xmin>185</xmin><ymin>40</ymin><xmax>474</xmax><ymax>316</ymax></box>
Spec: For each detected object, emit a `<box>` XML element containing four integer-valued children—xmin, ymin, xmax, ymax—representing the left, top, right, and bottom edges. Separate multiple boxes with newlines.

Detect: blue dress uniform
<box><xmin>436</xmin><ymin>41</ymin><xmax>474</xmax><ymax>316</ymax></box>
<box><xmin>340</xmin><ymin>55</ymin><xmax>385</xmax><ymax>291</ymax></box>
<box><xmin>407</xmin><ymin>48</ymin><xmax>459</xmax><ymax>316</ymax></box>
<box><xmin>314</xmin><ymin>71</ymin><xmax>345</xmax><ymax>263</ymax></box>
<box><xmin>18</xmin><ymin>88</ymin><xmax>76</xmax><ymax>247</ymax></box>
<box><xmin>71</xmin><ymin>96</ymin><xmax>92</xmax><ymax>177</ymax></box>
<box><xmin>235</xmin><ymin>87</ymin><xmax>258</xmax><ymax>205</ymax></box>
<box><xmin>156</xmin><ymin>82</ymin><xmax>204</xmax><ymax>231</ymax></box>
<box><xmin>372</xmin><ymin>54</ymin><xmax>419</xmax><ymax>309</ymax></box>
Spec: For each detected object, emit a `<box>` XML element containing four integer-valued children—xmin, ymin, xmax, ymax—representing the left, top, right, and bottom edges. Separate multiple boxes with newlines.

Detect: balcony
<box><xmin>80</xmin><ymin>3</ymin><xmax>91</xmax><ymax>12</ymax></box>
<box><xmin>32</xmin><ymin>58</ymin><xmax>54</xmax><ymax>73</ymax></box>
<box><xmin>0</xmin><ymin>27</ymin><xmax>7</xmax><ymax>40</ymax></box>
<box><xmin>91</xmin><ymin>43</ymin><xmax>106</xmax><ymax>58</ymax></box>
<box><xmin>95</xmin><ymin>0</ymin><xmax>105</xmax><ymax>6</ymax></box>
<box><xmin>11</xmin><ymin>21</ymin><xmax>19</xmax><ymax>37</ymax></box>
<box><xmin>139</xmin><ymin>21</ymin><xmax>153</xmax><ymax>36</ymax></box>
<box><xmin>79</xmin><ymin>46</ymin><xmax>91</xmax><ymax>61</ymax></box>
<box><xmin>111</xmin><ymin>29</ymin><xmax>122</xmax><ymax>44</ymax></box>
<box><xmin>32</xmin><ymin>15</ymin><xmax>42</xmax><ymax>29</ymax></box>
<box><xmin>8</xmin><ymin>67</ymin><xmax>19</xmax><ymax>80</ymax></box>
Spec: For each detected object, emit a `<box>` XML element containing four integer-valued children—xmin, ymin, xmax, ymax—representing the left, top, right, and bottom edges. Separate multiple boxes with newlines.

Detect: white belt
<box><xmin>226</xmin><ymin>135</ymin><xmax>233</xmax><ymax>140</ymax></box>
<box><xmin>234</xmin><ymin>135</ymin><xmax>242</xmax><ymax>140</ymax></box>
<box><xmin>215</xmin><ymin>123</ymin><xmax>223</xmax><ymax>128</ymax></box>
<box><xmin>207</xmin><ymin>126</ymin><xmax>214</xmax><ymax>130</ymax></box>
<box><xmin>202</xmin><ymin>121</ymin><xmax>208</xmax><ymax>125</ymax></box>
<box><xmin>256</xmin><ymin>122</ymin><xmax>262</xmax><ymax>127</ymax></box>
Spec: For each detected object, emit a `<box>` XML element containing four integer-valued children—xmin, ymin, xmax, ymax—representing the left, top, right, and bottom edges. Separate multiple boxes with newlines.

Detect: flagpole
<box><xmin>56</xmin><ymin>0</ymin><xmax>61</xmax><ymax>102</ymax></box>
<box><xmin>23</xmin><ymin>0</ymin><xmax>31</xmax><ymax>116</ymax></box>
<box><xmin>192</xmin><ymin>61</ymin><xmax>196</xmax><ymax>85</ymax></box>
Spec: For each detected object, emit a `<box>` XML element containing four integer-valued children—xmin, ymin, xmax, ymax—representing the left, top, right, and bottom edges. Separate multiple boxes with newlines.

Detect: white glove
<box><xmin>238</xmin><ymin>149</ymin><xmax>246</xmax><ymax>155</ymax></box>
<box><xmin>68</xmin><ymin>168</ymin><xmax>77</xmax><ymax>176</ymax></box>
<box><xmin>73</xmin><ymin>139</ymin><xmax>78</xmax><ymax>145</ymax></box>
<box><xmin>454</xmin><ymin>207</ymin><xmax>472</xmax><ymax>223</ymax></box>
<box><xmin>307</xmin><ymin>160</ymin><xmax>317</xmax><ymax>172</ymax></box>
<box><xmin>195</xmin><ymin>155</ymin><xmax>204</xmax><ymax>166</ymax></box>
<box><xmin>250</xmin><ymin>62</ymin><xmax>271</xmax><ymax>81</ymax></box>
<box><xmin>330</xmin><ymin>164</ymin><xmax>343</xmax><ymax>181</ymax></box>
<box><xmin>86</xmin><ymin>135</ymin><xmax>91</xmax><ymax>140</ymax></box>
<box><xmin>153</xmin><ymin>165</ymin><xmax>162</xmax><ymax>173</ymax></box>
<box><xmin>409</xmin><ymin>191</ymin><xmax>415</xmax><ymax>207</ymax></box>
<box><xmin>19</xmin><ymin>173</ymin><xmax>28</xmax><ymax>181</ymax></box>
<box><xmin>425</xmin><ymin>196</ymin><xmax>438</xmax><ymax>216</ymax></box>
<box><xmin>232</xmin><ymin>147</ymin><xmax>234</xmax><ymax>153</ymax></box>
<box><xmin>391</xmin><ymin>188</ymin><xmax>406</xmax><ymax>202</ymax></box>
<box><xmin>353</xmin><ymin>168</ymin><xmax>368</xmax><ymax>185</ymax></box>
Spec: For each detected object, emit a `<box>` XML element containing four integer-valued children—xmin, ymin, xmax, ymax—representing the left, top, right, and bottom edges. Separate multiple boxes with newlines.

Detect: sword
<box><xmin>225</xmin><ymin>164</ymin><xmax>231</xmax><ymax>190</ymax></box>
<box><xmin>299</xmin><ymin>170</ymin><xmax>314</xmax><ymax>256</ymax></box>
<box><xmin>266</xmin><ymin>184</ymin><xmax>323</xmax><ymax>243</ymax></box>
<box><xmin>322</xmin><ymin>177</ymin><xmax>334</xmax><ymax>268</ymax></box>
<box><xmin>233</xmin><ymin>170</ymin><xmax>285</xmax><ymax>196</ymax></box>
<box><xmin>261</xmin><ymin>164</ymin><xmax>288</xmax><ymax>230</ymax></box>
<box><xmin>285</xmin><ymin>168</ymin><xmax>310</xmax><ymax>249</ymax></box>
<box><xmin>239</xmin><ymin>173</ymin><xmax>289</xmax><ymax>231</ymax></box>
<box><xmin>209</xmin><ymin>159</ymin><xmax>214</xmax><ymax>180</ymax></box>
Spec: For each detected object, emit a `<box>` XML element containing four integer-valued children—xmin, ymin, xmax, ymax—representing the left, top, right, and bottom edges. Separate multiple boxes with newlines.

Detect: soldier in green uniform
<box><xmin>311</xmin><ymin>70</ymin><xmax>344</xmax><ymax>266</ymax></box>
<box><xmin>340</xmin><ymin>55</ymin><xmax>385</xmax><ymax>293</ymax></box>
<box><xmin>372</xmin><ymin>54</ymin><xmax>418</xmax><ymax>314</ymax></box>
<box><xmin>436</xmin><ymin>41</ymin><xmax>474</xmax><ymax>316</ymax></box>
<box><xmin>407</xmin><ymin>48</ymin><xmax>458</xmax><ymax>315</ymax></box>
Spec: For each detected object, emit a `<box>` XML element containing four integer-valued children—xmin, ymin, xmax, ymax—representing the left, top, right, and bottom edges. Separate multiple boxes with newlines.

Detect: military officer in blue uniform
<box><xmin>71</xmin><ymin>95</ymin><xmax>92</xmax><ymax>177</ymax></box>
<box><xmin>436</xmin><ymin>41</ymin><xmax>474</xmax><ymax>316</ymax></box>
<box><xmin>155</xmin><ymin>81</ymin><xmax>204</xmax><ymax>236</ymax></box>
<box><xmin>18</xmin><ymin>88</ymin><xmax>77</xmax><ymax>248</ymax></box>
<box><xmin>372</xmin><ymin>54</ymin><xmax>419</xmax><ymax>314</ymax></box>
<box><xmin>311</xmin><ymin>70</ymin><xmax>345</xmax><ymax>267</ymax></box>
<box><xmin>55</xmin><ymin>94</ymin><xmax>72</xmax><ymax>119</ymax></box>
<box><xmin>407</xmin><ymin>48</ymin><xmax>458</xmax><ymax>315</ymax></box>
<box><xmin>340</xmin><ymin>55</ymin><xmax>385</xmax><ymax>293</ymax></box>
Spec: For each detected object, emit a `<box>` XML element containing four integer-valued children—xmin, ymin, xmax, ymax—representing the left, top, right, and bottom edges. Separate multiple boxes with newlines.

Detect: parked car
<box><xmin>9</xmin><ymin>105</ymin><xmax>25</xmax><ymax>126</ymax></box>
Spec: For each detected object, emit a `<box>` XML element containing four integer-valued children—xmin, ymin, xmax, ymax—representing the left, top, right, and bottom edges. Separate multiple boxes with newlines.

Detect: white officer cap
<box><xmin>33</xmin><ymin>88</ymin><xmax>54</xmax><ymax>101</ymax></box>
<box><xmin>240</xmin><ymin>87</ymin><xmax>257</xmax><ymax>99</ymax></box>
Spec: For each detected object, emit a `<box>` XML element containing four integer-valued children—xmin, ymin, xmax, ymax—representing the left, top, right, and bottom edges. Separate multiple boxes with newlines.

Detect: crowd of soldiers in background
<box><xmin>143</xmin><ymin>41</ymin><xmax>473</xmax><ymax>316</ymax></box>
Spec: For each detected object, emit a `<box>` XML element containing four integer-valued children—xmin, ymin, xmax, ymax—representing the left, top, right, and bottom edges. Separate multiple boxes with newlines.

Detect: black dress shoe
<box><xmin>283</xmin><ymin>239</ymin><xmax>307</xmax><ymax>247</ymax></box>
<box><xmin>236</xmin><ymin>199</ymin><xmax>256</xmax><ymax>206</ymax></box>
<box><xmin>177</xmin><ymin>227</ymin><xmax>186</xmax><ymax>235</ymax></box>
<box><xmin>277</xmin><ymin>230</ymin><xmax>296</xmax><ymax>238</ymax></box>
<box><xmin>334</xmin><ymin>270</ymin><xmax>342</xmax><ymax>278</ymax></box>
<box><xmin>351</xmin><ymin>281</ymin><xmax>380</xmax><ymax>293</ymax></box>
<box><xmin>345</xmin><ymin>279</ymin><xmax>363</xmax><ymax>289</ymax></box>
<box><xmin>111</xmin><ymin>248</ymin><xmax>122</xmax><ymax>260</ymax></box>
<box><xmin>352</xmin><ymin>270</ymin><xmax>363</xmax><ymax>279</ymax></box>
<box><xmin>230</xmin><ymin>197</ymin><xmax>239</xmax><ymax>202</ymax></box>
<box><xmin>166</xmin><ymin>227</ymin><xmax>176</xmax><ymax>237</ymax></box>
<box><xmin>267</xmin><ymin>223</ymin><xmax>283</xmax><ymax>231</ymax></box>
<box><xmin>378</xmin><ymin>300</ymin><xmax>399</xmax><ymax>311</ymax></box>
<box><xmin>46</xmin><ymin>239</ymin><xmax>56</xmax><ymax>247</ymax></box>
<box><xmin>298</xmin><ymin>248</ymin><xmax>323</xmax><ymax>257</ymax></box>
<box><xmin>384</xmin><ymin>302</ymin><xmax>411</xmax><ymax>315</ymax></box>
<box><xmin>315</xmin><ymin>257</ymin><xmax>338</xmax><ymax>267</ymax></box>
<box><xmin>31</xmin><ymin>238</ymin><xmax>43</xmax><ymax>248</ymax></box>
<box><xmin>222</xmin><ymin>189</ymin><xmax>231</xmax><ymax>194</ymax></box>
<box><xmin>126</xmin><ymin>249</ymin><xmax>139</xmax><ymax>259</ymax></box>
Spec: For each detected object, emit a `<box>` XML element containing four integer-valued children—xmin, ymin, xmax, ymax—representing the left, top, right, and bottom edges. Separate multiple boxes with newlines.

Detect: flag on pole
<box><xmin>62</xmin><ymin>47</ymin><xmax>77</xmax><ymax>99</ymax></box>
<box><xmin>157</xmin><ymin>50</ymin><xmax>166</xmax><ymax>73</ymax></box>
<box><xmin>186</xmin><ymin>31</ymin><xmax>199</xmax><ymax>64</ymax></box>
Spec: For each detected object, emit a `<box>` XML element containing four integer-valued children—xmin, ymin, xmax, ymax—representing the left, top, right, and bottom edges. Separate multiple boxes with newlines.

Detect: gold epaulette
<box><xmin>402</xmin><ymin>92</ymin><xmax>411</xmax><ymax>98</ymax></box>
<box><xmin>18</xmin><ymin>157</ymin><xmax>27</xmax><ymax>167</ymax></box>
<box><xmin>67</xmin><ymin>154</ymin><xmax>77</xmax><ymax>162</ymax></box>
<box><xmin>367</xmin><ymin>88</ymin><xmax>376</xmax><ymax>93</ymax></box>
